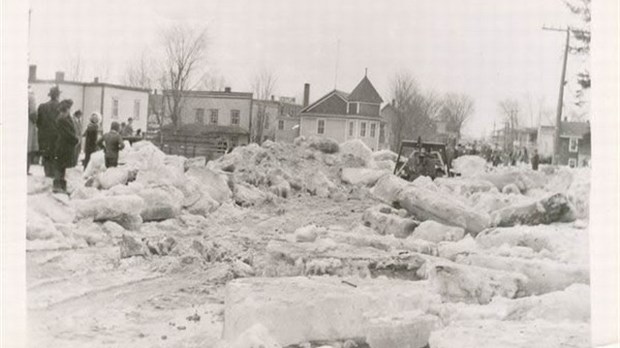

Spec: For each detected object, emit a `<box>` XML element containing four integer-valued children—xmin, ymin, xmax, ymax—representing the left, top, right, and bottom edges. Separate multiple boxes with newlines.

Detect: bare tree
<box><xmin>388</xmin><ymin>72</ymin><xmax>440</xmax><ymax>150</ymax></box>
<box><xmin>440</xmin><ymin>93</ymin><xmax>475</xmax><ymax>139</ymax></box>
<box><xmin>498</xmin><ymin>99</ymin><xmax>521</xmax><ymax>150</ymax></box>
<box><xmin>122</xmin><ymin>50</ymin><xmax>166</xmax><ymax>134</ymax></box>
<box><xmin>123</xmin><ymin>51</ymin><xmax>155</xmax><ymax>89</ymax></box>
<box><xmin>250</xmin><ymin>68</ymin><xmax>277</xmax><ymax>142</ymax></box>
<box><xmin>200</xmin><ymin>69</ymin><xmax>228</xmax><ymax>91</ymax></box>
<box><xmin>499</xmin><ymin>99</ymin><xmax>521</xmax><ymax>130</ymax></box>
<box><xmin>160</xmin><ymin>24</ymin><xmax>208</xmax><ymax>129</ymax></box>
<box><xmin>91</xmin><ymin>61</ymin><xmax>112</xmax><ymax>83</ymax></box>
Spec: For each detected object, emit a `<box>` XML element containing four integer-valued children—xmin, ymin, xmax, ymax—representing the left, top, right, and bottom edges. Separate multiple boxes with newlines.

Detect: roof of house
<box><xmin>560</xmin><ymin>121</ymin><xmax>590</xmax><ymax>138</ymax></box>
<box><xmin>348</xmin><ymin>76</ymin><xmax>383</xmax><ymax>103</ymax></box>
<box><xmin>31</xmin><ymin>79</ymin><xmax>151</xmax><ymax>93</ymax></box>
<box><xmin>299</xmin><ymin>89</ymin><xmax>349</xmax><ymax>114</ymax></box>
<box><xmin>165</xmin><ymin>90</ymin><xmax>253</xmax><ymax>99</ymax></box>
<box><xmin>299</xmin><ymin>76</ymin><xmax>383</xmax><ymax>118</ymax></box>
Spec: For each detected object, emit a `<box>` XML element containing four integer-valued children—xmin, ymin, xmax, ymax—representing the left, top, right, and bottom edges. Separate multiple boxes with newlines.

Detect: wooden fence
<box><xmin>145</xmin><ymin>132</ymin><xmax>230</xmax><ymax>159</ymax></box>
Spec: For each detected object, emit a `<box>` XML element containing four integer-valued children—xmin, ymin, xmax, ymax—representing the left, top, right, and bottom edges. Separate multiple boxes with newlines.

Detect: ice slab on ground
<box><xmin>223</xmin><ymin>276</ymin><xmax>439</xmax><ymax>346</ymax></box>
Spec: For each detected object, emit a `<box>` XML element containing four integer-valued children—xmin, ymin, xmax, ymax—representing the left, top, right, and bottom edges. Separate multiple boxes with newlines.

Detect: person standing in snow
<box><xmin>53</xmin><ymin>100</ymin><xmax>79</xmax><ymax>193</ymax></box>
<box><xmin>531</xmin><ymin>149</ymin><xmax>540</xmax><ymax>171</ymax></box>
<box><xmin>83</xmin><ymin>112</ymin><xmax>100</xmax><ymax>169</ymax></box>
<box><xmin>72</xmin><ymin>110</ymin><xmax>83</xmax><ymax>167</ymax></box>
<box><xmin>37</xmin><ymin>86</ymin><xmax>61</xmax><ymax>177</ymax></box>
<box><xmin>97</xmin><ymin>121</ymin><xmax>125</xmax><ymax>168</ymax></box>
<box><xmin>121</xmin><ymin>117</ymin><xmax>134</xmax><ymax>137</ymax></box>
<box><xmin>27</xmin><ymin>86</ymin><xmax>39</xmax><ymax>175</ymax></box>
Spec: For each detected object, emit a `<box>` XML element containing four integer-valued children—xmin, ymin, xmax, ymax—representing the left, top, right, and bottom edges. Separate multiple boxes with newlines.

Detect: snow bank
<box><xmin>372</xmin><ymin>149</ymin><xmax>398</xmax><ymax>162</ymax></box>
<box><xmin>452</xmin><ymin>155</ymin><xmax>487</xmax><ymax>177</ymax></box>
<box><xmin>339</xmin><ymin>139</ymin><xmax>373</xmax><ymax>166</ymax></box>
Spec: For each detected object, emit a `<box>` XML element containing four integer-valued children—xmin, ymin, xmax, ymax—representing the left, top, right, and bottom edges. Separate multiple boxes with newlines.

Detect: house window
<box><xmin>195</xmin><ymin>108</ymin><xmax>205</xmax><ymax>124</ymax></box>
<box><xmin>230</xmin><ymin>110</ymin><xmax>240</xmax><ymax>125</ymax></box>
<box><xmin>112</xmin><ymin>98</ymin><xmax>119</xmax><ymax>119</ymax></box>
<box><xmin>348</xmin><ymin>103</ymin><xmax>358</xmax><ymax>115</ymax></box>
<box><xmin>133</xmin><ymin>100</ymin><xmax>141</xmax><ymax>120</ymax></box>
<box><xmin>379</xmin><ymin>124</ymin><xmax>385</xmax><ymax>142</ymax></box>
<box><xmin>317</xmin><ymin>119</ymin><xmax>325</xmax><ymax>134</ymax></box>
<box><xmin>568</xmin><ymin>158</ymin><xmax>577</xmax><ymax>168</ymax></box>
<box><xmin>209</xmin><ymin>109</ymin><xmax>219</xmax><ymax>124</ymax></box>
<box><xmin>569</xmin><ymin>137</ymin><xmax>579</xmax><ymax>153</ymax></box>
<box><xmin>349</xmin><ymin>121</ymin><xmax>354</xmax><ymax>136</ymax></box>
<box><xmin>360</xmin><ymin>122</ymin><xmax>367</xmax><ymax>137</ymax></box>
<box><xmin>370</xmin><ymin>123</ymin><xmax>376</xmax><ymax>138</ymax></box>
<box><xmin>264</xmin><ymin>113</ymin><xmax>270</xmax><ymax>129</ymax></box>
<box><xmin>278</xmin><ymin>120</ymin><xmax>284</xmax><ymax>130</ymax></box>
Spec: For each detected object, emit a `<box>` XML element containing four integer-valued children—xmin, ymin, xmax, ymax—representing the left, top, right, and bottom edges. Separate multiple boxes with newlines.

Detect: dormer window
<box><xmin>348</xmin><ymin>102</ymin><xmax>358</xmax><ymax>115</ymax></box>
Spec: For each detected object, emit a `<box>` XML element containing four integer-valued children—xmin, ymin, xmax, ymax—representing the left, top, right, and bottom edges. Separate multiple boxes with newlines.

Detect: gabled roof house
<box><xmin>298</xmin><ymin>75</ymin><xmax>389</xmax><ymax>150</ymax></box>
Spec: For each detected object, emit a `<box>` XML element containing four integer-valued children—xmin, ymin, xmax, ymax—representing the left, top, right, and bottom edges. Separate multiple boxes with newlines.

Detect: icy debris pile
<box><xmin>452</xmin><ymin>155</ymin><xmax>487</xmax><ymax>177</ymax></box>
<box><xmin>26</xmin><ymin>138</ymin><xmax>591</xmax><ymax>347</ymax></box>
<box><xmin>215</xmin><ymin>154</ymin><xmax>590</xmax><ymax>347</ymax></box>
<box><xmin>26</xmin><ymin>138</ymin><xmax>393</xmax><ymax>252</ymax></box>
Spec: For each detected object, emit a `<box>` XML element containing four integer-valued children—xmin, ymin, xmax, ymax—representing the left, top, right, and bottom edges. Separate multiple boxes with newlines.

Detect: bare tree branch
<box><xmin>388</xmin><ymin>71</ymin><xmax>440</xmax><ymax>150</ymax></box>
<box><xmin>250</xmin><ymin>68</ymin><xmax>278</xmax><ymax>142</ymax></box>
<box><xmin>64</xmin><ymin>51</ymin><xmax>85</xmax><ymax>81</ymax></box>
<box><xmin>439</xmin><ymin>93</ymin><xmax>474</xmax><ymax>139</ymax></box>
<box><xmin>123</xmin><ymin>50</ymin><xmax>155</xmax><ymax>89</ymax></box>
<box><xmin>160</xmin><ymin>24</ymin><xmax>209</xmax><ymax>129</ymax></box>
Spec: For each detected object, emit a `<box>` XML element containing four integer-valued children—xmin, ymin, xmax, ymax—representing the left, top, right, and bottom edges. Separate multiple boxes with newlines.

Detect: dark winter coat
<box><xmin>37</xmin><ymin>99</ymin><xmax>60</xmax><ymax>154</ymax></box>
<box><xmin>84</xmin><ymin>122</ymin><xmax>99</xmax><ymax>155</ymax></box>
<box><xmin>54</xmin><ymin>114</ymin><xmax>80</xmax><ymax>168</ymax></box>
<box><xmin>98</xmin><ymin>131</ymin><xmax>125</xmax><ymax>160</ymax></box>
<box><xmin>28</xmin><ymin>91</ymin><xmax>39</xmax><ymax>153</ymax></box>
<box><xmin>531</xmin><ymin>154</ymin><xmax>540</xmax><ymax>170</ymax></box>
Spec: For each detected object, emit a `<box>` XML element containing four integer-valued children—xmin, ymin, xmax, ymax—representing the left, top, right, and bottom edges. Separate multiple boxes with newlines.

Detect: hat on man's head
<box><xmin>48</xmin><ymin>86</ymin><xmax>61</xmax><ymax>98</ymax></box>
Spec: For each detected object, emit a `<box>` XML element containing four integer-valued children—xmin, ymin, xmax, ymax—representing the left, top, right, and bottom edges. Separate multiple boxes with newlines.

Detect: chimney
<box><xmin>29</xmin><ymin>65</ymin><xmax>37</xmax><ymax>82</ymax></box>
<box><xmin>564</xmin><ymin>117</ymin><xmax>568</xmax><ymax>121</ymax></box>
<box><xmin>392</xmin><ymin>99</ymin><xmax>396</xmax><ymax>106</ymax></box>
<box><xmin>55</xmin><ymin>71</ymin><xmax>65</xmax><ymax>82</ymax></box>
<box><xmin>271</xmin><ymin>95</ymin><xmax>275</xmax><ymax>101</ymax></box>
<box><xmin>303</xmin><ymin>83</ymin><xmax>310</xmax><ymax>107</ymax></box>
<box><xmin>224</xmin><ymin>87</ymin><xmax>231</xmax><ymax>93</ymax></box>
<box><xmin>94</xmin><ymin>77</ymin><xmax>99</xmax><ymax>83</ymax></box>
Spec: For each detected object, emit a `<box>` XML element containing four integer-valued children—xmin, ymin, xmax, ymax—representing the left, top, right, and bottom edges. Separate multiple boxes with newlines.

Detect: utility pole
<box><xmin>543</xmin><ymin>26</ymin><xmax>570</xmax><ymax>164</ymax></box>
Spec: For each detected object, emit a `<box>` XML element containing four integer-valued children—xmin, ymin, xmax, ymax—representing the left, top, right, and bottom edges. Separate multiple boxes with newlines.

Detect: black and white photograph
<box><xmin>1</xmin><ymin>0</ymin><xmax>619</xmax><ymax>347</ymax></box>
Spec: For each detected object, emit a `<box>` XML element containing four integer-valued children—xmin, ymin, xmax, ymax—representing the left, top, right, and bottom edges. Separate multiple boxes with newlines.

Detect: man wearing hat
<box><xmin>53</xmin><ymin>99</ymin><xmax>79</xmax><ymax>193</ymax></box>
<box><xmin>37</xmin><ymin>86</ymin><xmax>61</xmax><ymax>177</ymax></box>
<box><xmin>83</xmin><ymin>112</ymin><xmax>101</xmax><ymax>169</ymax></box>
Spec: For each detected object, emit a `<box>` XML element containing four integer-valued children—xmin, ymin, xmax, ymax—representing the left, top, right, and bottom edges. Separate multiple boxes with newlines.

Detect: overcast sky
<box><xmin>29</xmin><ymin>0</ymin><xmax>588</xmax><ymax>138</ymax></box>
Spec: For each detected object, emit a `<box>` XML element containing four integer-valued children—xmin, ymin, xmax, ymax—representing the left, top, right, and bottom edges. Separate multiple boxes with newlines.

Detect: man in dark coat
<box><xmin>53</xmin><ymin>100</ymin><xmax>79</xmax><ymax>193</ymax></box>
<box><xmin>531</xmin><ymin>149</ymin><xmax>540</xmax><ymax>171</ymax></box>
<box><xmin>72</xmin><ymin>110</ymin><xmax>84</xmax><ymax>167</ymax></box>
<box><xmin>37</xmin><ymin>86</ymin><xmax>61</xmax><ymax>177</ymax></box>
<box><xmin>97</xmin><ymin>121</ymin><xmax>125</xmax><ymax>168</ymax></box>
<box><xmin>121</xmin><ymin>118</ymin><xmax>134</xmax><ymax>137</ymax></box>
<box><xmin>83</xmin><ymin>112</ymin><xmax>100</xmax><ymax>169</ymax></box>
<box><xmin>27</xmin><ymin>86</ymin><xmax>39</xmax><ymax>175</ymax></box>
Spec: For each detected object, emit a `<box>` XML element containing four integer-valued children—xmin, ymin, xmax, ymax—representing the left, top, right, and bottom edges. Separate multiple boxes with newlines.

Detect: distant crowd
<box><xmin>28</xmin><ymin>86</ymin><xmax>138</xmax><ymax>194</ymax></box>
<box><xmin>452</xmin><ymin>141</ymin><xmax>540</xmax><ymax>171</ymax></box>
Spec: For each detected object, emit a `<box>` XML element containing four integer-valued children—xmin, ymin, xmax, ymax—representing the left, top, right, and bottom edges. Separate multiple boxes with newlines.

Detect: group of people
<box><xmin>27</xmin><ymin>86</ymin><xmax>129</xmax><ymax>194</ymax></box>
<box><xmin>485</xmin><ymin>146</ymin><xmax>540</xmax><ymax>170</ymax></box>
